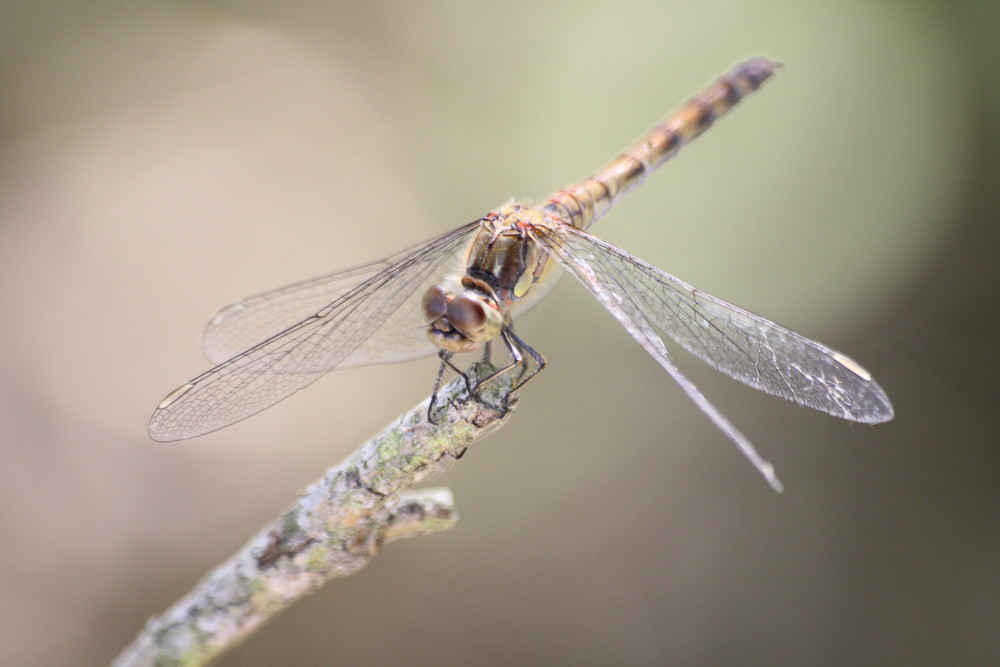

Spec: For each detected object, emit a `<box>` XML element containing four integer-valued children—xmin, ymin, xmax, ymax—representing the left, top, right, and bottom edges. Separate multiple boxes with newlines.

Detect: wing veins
<box><xmin>149</xmin><ymin>221</ymin><xmax>482</xmax><ymax>441</ymax></box>
<box><xmin>534</xmin><ymin>223</ymin><xmax>891</xmax><ymax>423</ymax></box>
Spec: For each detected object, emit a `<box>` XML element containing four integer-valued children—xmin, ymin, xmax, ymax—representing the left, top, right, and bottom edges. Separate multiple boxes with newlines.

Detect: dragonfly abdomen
<box><xmin>543</xmin><ymin>57</ymin><xmax>779</xmax><ymax>229</ymax></box>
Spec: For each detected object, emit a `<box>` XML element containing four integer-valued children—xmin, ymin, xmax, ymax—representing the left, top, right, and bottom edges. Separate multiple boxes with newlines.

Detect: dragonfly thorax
<box><xmin>422</xmin><ymin>275</ymin><xmax>504</xmax><ymax>353</ymax></box>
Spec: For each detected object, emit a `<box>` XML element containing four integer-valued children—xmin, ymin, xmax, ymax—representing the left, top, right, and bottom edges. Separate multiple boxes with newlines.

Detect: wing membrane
<box><xmin>203</xmin><ymin>228</ymin><xmax>474</xmax><ymax>367</ymax></box>
<box><xmin>149</xmin><ymin>221</ymin><xmax>481</xmax><ymax>441</ymax></box>
<box><xmin>533</xmin><ymin>223</ymin><xmax>893</xmax><ymax>424</ymax></box>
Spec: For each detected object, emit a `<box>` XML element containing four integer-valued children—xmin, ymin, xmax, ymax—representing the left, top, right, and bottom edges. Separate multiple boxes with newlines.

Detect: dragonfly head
<box><xmin>423</xmin><ymin>276</ymin><xmax>503</xmax><ymax>353</ymax></box>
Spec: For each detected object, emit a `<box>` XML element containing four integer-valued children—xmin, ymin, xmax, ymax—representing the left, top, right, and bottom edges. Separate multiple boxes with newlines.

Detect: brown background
<box><xmin>2</xmin><ymin>2</ymin><xmax>997</xmax><ymax>665</ymax></box>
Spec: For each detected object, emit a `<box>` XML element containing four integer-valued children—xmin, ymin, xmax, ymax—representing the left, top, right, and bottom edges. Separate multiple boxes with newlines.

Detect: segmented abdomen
<box><xmin>543</xmin><ymin>57</ymin><xmax>779</xmax><ymax>229</ymax></box>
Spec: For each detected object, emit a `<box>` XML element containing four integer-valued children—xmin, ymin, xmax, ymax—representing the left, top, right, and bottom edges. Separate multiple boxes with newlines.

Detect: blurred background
<box><xmin>1</xmin><ymin>1</ymin><xmax>997</xmax><ymax>664</ymax></box>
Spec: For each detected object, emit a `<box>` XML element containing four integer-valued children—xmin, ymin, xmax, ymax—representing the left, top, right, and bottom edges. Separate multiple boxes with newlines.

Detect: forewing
<box><xmin>203</xmin><ymin>226</ymin><xmax>475</xmax><ymax>367</ymax></box>
<box><xmin>149</xmin><ymin>221</ymin><xmax>481</xmax><ymax>441</ymax></box>
<box><xmin>533</xmin><ymin>223</ymin><xmax>893</xmax><ymax>424</ymax></box>
<box><xmin>203</xmin><ymin>256</ymin><xmax>402</xmax><ymax>364</ymax></box>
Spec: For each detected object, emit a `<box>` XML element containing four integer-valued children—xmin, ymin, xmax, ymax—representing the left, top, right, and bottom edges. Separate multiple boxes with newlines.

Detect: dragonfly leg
<box><xmin>502</xmin><ymin>328</ymin><xmax>546</xmax><ymax>391</ymax></box>
<box><xmin>471</xmin><ymin>326</ymin><xmax>546</xmax><ymax>392</ymax></box>
<box><xmin>427</xmin><ymin>329</ymin><xmax>545</xmax><ymax>424</ymax></box>
<box><xmin>427</xmin><ymin>350</ymin><xmax>475</xmax><ymax>424</ymax></box>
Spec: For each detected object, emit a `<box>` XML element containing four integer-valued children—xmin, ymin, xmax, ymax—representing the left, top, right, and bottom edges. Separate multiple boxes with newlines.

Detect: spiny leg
<box><xmin>427</xmin><ymin>350</ymin><xmax>475</xmax><ymax>423</ymax></box>
<box><xmin>470</xmin><ymin>325</ymin><xmax>546</xmax><ymax>392</ymax></box>
<box><xmin>502</xmin><ymin>327</ymin><xmax>546</xmax><ymax>390</ymax></box>
<box><xmin>426</xmin><ymin>329</ymin><xmax>546</xmax><ymax>424</ymax></box>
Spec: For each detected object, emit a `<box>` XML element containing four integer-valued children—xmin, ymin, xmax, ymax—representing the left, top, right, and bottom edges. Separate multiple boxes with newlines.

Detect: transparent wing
<box><xmin>533</xmin><ymin>223</ymin><xmax>894</xmax><ymax>424</ymax></box>
<box><xmin>149</xmin><ymin>221</ymin><xmax>482</xmax><ymax>441</ymax></box>
<box><xmin>203</xmin><ymin>229</ymin><xmax>473</xmax><ymax>367</ymax></box>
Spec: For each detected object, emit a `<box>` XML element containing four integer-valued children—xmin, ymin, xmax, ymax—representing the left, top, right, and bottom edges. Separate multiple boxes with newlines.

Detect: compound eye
<box><xmin>447</xmin><ymin>295</ymin><xmax>488</xmax><ymax>334</ymax></box>
<box><xmin>422</xmin><ymin>285</ymin><xmax>449</xmax><ymax>322</ymax></box>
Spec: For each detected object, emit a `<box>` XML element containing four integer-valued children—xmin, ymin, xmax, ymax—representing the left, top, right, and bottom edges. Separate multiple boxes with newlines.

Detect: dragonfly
<box><xmin>149</xmin><ymin>57</ymin><xmax>893</xmax><ymax>490</ymax></box>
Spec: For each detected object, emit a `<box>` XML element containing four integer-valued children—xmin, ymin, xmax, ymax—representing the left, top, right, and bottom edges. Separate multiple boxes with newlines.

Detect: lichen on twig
<box><xmin>114</xmin><ymin>362</ymin><xmax>515</xmax><ymax>666</ymax></box>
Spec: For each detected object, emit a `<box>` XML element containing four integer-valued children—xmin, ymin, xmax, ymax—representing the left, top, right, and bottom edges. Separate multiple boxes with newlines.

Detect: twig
<box><xmin>114</xmin><ymin>362</ymin><xmax>515</xmax><ymax>666</ymax></box>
